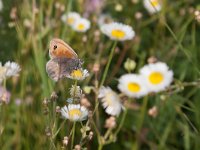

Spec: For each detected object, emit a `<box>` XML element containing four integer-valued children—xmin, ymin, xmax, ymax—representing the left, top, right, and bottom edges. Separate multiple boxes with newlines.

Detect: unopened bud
<box><xmin>147</xmin><ymin>56</ymin><xmax>157</xmax><ymax>64</ymax></box>
<box><xmin>63</xmin><ymin>136</ymin><xmax>69</xmax><ymax>146</ymax></box>
<box><xmin>89</xmin><ymin>131</ymin><xmax>93</xmax><ymax>140</ymax></box>
<box><xmin>75</xmin><ymin>145</ymin><xmax>81</xmax><ymax>150</ymax></box>
<box><xmin>51</xmin><ymin>91</ymin><xmax>58</xmax><ymax>101</ymax></box>
<box><xmin>115</xmin><ymin>3</ymin><xmax>123</xmax><ymax>12</ymax></box>
<box><xmin>105</xmin><ymin>116</ymin><xmax>116</xmax><ymax>129</ymax></box>
<box><xmin>83</xmin><ymin>86</ymin><xmax>92</xmax><ymax>94</ymax></box>
<box><xmin>56</xmin><ymin>106</ymin><xmax>61</xmax><ymax>114</ymax></box>
<box><xmin>124</xmin><ymin>58</ymin><xmax>136</xmax><ymax>72</ymax></box>
<box><xmin>148</xmin><ymin>106</ymin><xmax>158</xmax><ymax>118</ymax></box>
<box><xmin>93</xmin><ymin>63</ymin><xmax>100</xmax><ymax>72</ymax></box>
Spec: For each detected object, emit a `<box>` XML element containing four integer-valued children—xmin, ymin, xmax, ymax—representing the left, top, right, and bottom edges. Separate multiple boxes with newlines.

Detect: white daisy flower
<box><xmin>61</xmin><ymin>104</ymin><xmax>88</xmax><ymax>121</ymax></box>
<box><xmin>100</xmin><ymin>22</ymin><xmax>135</xmax><ymax>41</ymax></box>
<box><xmin>98</xmin><ymin>86</ymin><xmax>122</xmax><ymax>116</ymax></box>
<box><xmin>139</xmin><ymin>62</ymin><xmax>173</xmax><ymax>93</ymax></box>
<box><xmin>143</xmin><ymin>0</ymin><xmax>162</xmax><ymax>14</ymax></box>
<box><xmin>118</xmin><ymin>74</ymin><xmax>148</xmax><ymax>98</ymax></box>
<box><xmin>67</xmin><ymin>69</ymin><xmax>89</xmax><ymax>80</ymax></box>
<box><xmin>0</xmin><ymin>63</ymin><xmax>7</xmax><ymax>83</ymax></box>
<box><xmin>4</xmin><ymin>61</ymin><xmax>21</xmax><ymax>77</ymax></box>
<box><xmin>72</xmin><ymin>18</ymin><xmax>91</xmax><ymax>32</ymax></box>
<box><xmin>61</xmin><ymin>12</ymin><xmax>80</xmax><ymax>26</ymax></box>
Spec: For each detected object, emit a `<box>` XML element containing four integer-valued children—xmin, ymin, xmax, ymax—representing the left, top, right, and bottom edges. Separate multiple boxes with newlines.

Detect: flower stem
<box><xmin>114</xmin><ymin>98</ymin><xmax>131</xmax><ymax>137</ymax></box>
<box><xmin>100</xmin><ymin>41</ymin><xmax>117</xmax><ymax>87</ymax></box>
<box><xmin>3</xmin><ymin>79</ymin><xmax>6</xmax><ymax>89</ymax></box>
<box><xmin>135</xmin><ymin>96</ymin><xmax>148</xmax><ymax>150</ymax></box>
<box><xmin>71</xmin><ymin>122</ymin><xmax>76</xmax><ymax>150</ymax></box>
<box><xmin>115</xmin><ymin>108</ymin><xmax>128</xmax><ymax>136</ymax></box>
<box><xmin>98</xmin><ymin>144</ymin><xmax>103</xmax><ymax>150</ymax></box>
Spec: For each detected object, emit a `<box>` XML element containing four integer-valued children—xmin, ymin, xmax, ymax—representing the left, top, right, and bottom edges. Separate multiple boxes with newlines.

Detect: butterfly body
<box><xmin>46</xmin><ymin>38</ymin><xmax>82</xmax><ymax>81</ymax></box>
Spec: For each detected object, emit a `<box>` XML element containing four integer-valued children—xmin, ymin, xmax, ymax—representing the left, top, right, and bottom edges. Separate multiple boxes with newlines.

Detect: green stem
<box><xmin>3</xmin><ymin>79</ymin><xmax>6</xmax><ymax>89</ymax></box>
<box><xmin>71</xmin><ymin>122</ymin><xmax>76</xmax><ymax>150</ymax></box>
<box><xmin>135</xmin><ymin>96</ymin><xmax>148</xmax><ymax>150</ymax></box>
<box><xmin>114</xmin><ymin>98</ymin><xmax>131</xmax><ymax>136</ymax></box>
<box><xmin>115</xmin><ymin>108</ymin><xmax>128</xmax><ymax>136</ymax></box>
<box><xmin>100</xmin><ymin>41</ymin><xmax>117</xmax><ymax>87</ymax></box>
<box><xmin>98</xmin><ymin>144</ymin><xmax>103</xmax><ymax>150</ymax></box>
<box><xmin>104</xmin><ymin>128</ymin><xmax>112</xmax><ymax>140</ymax></box>
<box><xmin>52</xmin><ymin>120</ymin><xmax>66</xmax><ymax>139</ymax></box>
<box><xmin>73</xmin><ymin>80</ymin><xmax>78</xmax><ymax>103</ymax></box>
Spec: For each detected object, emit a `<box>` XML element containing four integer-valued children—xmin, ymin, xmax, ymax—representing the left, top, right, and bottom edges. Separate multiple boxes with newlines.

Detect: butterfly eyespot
<box><xmin>53</xmin><ymin>45</ymin><xmax>57</xmax><ymax>50</ymax></box>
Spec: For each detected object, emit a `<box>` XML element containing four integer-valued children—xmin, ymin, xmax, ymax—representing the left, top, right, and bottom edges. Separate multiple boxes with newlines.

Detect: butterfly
<box><xmin>46</xmin><ymin>38</ymin><xmax>83</xmax><ymax>81</ymax></box>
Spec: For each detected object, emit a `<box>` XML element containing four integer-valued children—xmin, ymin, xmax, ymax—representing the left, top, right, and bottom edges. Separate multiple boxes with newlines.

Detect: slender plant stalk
<box><xmin>100</xmin><ymin>41</ymin><xmax>117</xmax><ymax>87</ymax></box>
<box><xmin>98</xmin><ymin>144</ymin><xmax>103</xmax><ymax>150</ymax></box>
<box><xmin>115</xmin><ymin>108</ymin><xmax>128</xmax><ymax>136</ymax></box>
<box><xmin>71</xmin><ymin>122</ymin><xmax>76</xmax><ymax>150</ymax></box>
<box><xmin>134</xmin><ymin>96</ymin><xmax>148</xmax><ymax>150</ymax></box>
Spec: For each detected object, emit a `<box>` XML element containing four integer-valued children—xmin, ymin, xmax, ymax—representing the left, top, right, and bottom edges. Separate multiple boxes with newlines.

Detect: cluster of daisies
<box><xmin>60</xmin><ymin>68</ymin><xmax>90</xmax><ymax>122</ymax></box>
<box><xmin>60</xmin><ymin>0</ymin><xmax>162</xmax><ymax>35</ymax></box>
<box><xmin>0</xmin><ymin>61</ymin><xmax>21</xmax><ymax>104</ymax></box>
<box><xmin>98</xmin><ymin>62</ymin><xmax>173</xmax><ymax>116</ymax></box>
<box><xmin>61</xmin><ymin>12</ymin><xmax>91</xmax><ymax>32</ymax></box>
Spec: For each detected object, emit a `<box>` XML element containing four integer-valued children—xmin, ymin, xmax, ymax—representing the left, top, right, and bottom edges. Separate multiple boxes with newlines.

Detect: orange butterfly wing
<box><xmin>49</xmin><ymin>38</ymin><xmax>78</xmax><ymax>59</ymax></box>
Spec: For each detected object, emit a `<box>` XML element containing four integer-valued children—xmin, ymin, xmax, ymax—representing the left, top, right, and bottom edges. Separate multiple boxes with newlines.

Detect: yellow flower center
<box><xmin>150</xmin><ymin>0</ymin><xmax>159</xmax><ymax>7</ymax></box>
<box><xmin>71</xmin><ymin>69</ymin><xmax>83</xmax><ymax>78</ymax></box>
<box><xmin>69</xmin><ymin>109</ymin><xmax>82</xmax><ymax>118</ymax></box>
<box><xmin>77</xmin><ymin>23</ymin><xmax>85</xmax><ymax>30</ymax></box>
<box><xmin>149</xmin><ymin>72</ymin><xmax>164</xmax><ymax>84</ymax></box>
<box><xmin>67</xmin><ymin>17</ymin><xmax>75</xmax><ymax>25</ymax></box>
<box><xmin>128</xmin><ymin>82</ymin><xmax>141</xmax><ymax>92</ymax></box>
<box><xmin>111</xmin><ymin>29</ymin><xmax>125</xmax><ymax>39</ymax></box>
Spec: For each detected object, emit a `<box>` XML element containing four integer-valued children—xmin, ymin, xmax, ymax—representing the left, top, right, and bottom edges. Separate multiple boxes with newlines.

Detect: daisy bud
<box><xmin>93</xmin><ymin>63</ymin><xmax>100</xmax><ymax>72</ymax></box>
<box><xmin>82</xmin><ymin>35</ymin><xmax>88</xmax><ymax>42</ymax></box>
<box><xmin>55</xmin><ymin>2</ymin><xmax>61</xmax><ymax>9</ymax></box>
<box><xmin>42</xmin><ymin>98</ymin><xmax>49</xmax><ymax>106</ymax></box>
<box><xmin>70</xmin><ymin>85</ymin><xmax>82</xmax><ymax>98</ymax></box>
<box><xmin>63</xmin><ymin>136</ymin><xmax>69</xmax><ymax>146</ymax></box>
<box><xmin>0</xmin><ymin>87</ymin><xmax>11</xmax><ymax>104</ymax></box>
<box><xmin>81</xmin><ymin>97</ymin><xmax>91</xmax><ymax>108</ymax></box>
<box><xmin>160</xmin><ymin>95</ymin><xmax>166</xmax><ymax>101</ymax></box>
<box><xmin>135</xmin><ymin>12</ymin><xmax>143</xmax><ymax>20</ymax></box>
<box><xmin>88</xmin><ymin>111</ymin><xmax>93</xmax><ymax>118</ymax></box>
<box><xmin>45</xmin><ymin>127</ymin><xmax>51</xmax><ymax>137</ymax></box>
<box><xmin>56</xmin><ymin>106</ymin><xmax>61</xmax><ymax>114</ymax></box>
<box><xmin>148</xmin><ymin>106</ymin><xmax>158</xmax><ymax>118</ymax></box>
<box><xmin>75</xmin><ymin>145</ymin><xmax>81</xmax><ymax>150</ymax></box>
<box><xmin>115</xmin><ymin>3</ymin><xmax>123</xmax><ymax>12</ymax></box>
<box><xmin>132</xmin><ymin>0</ymin><xmax>139</xmax><ymax>4</ymax></box>
<box><xmin>89</xmin><ymin>131</ymin><xmax>93</xmax><ymax>140</ymax></box>
<box><xmin>60</xmin><ymin>5</ymin><xmax>65</xmax><ymax>12</ymax></box>
<box><xmin>147</xmin><ymin>56</ymin><xmax>157</xmax><ymax>64</ymax></box>
<box><xmin>124</xmin><ymin>58</ymin><xmax>136</xmax><ymax>72</ymax></box>
<box><xmin>105</xmin><ymin>116</ymin><xmax>116</xmax><ymax>129</ymax></box>
<box><xmin>83</xmin><ymin>86</ymin><xmax>92</xmax><ymax>94</ymax></box>
<box><xmin>51</xmin><ymin>91</ymin><xmax>58</xmax><ymax>101</ymax></box>
<box><xmin>10</xmin><ymin>7</ymin><xmax>17</xmax><ymax>20</ymax></box>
